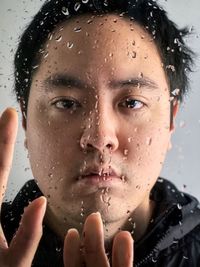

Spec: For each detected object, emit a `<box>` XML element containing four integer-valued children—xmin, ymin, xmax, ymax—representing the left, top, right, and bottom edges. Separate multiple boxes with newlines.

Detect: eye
<box><xmin>52</xmin><ymin>99</ymin><xmax>81</xmax><ymax>110</ymax></box>
<box><xmin>119</xmin><ymin>98</ymin><xmax>144</xmax><ymax>109</ymax></box>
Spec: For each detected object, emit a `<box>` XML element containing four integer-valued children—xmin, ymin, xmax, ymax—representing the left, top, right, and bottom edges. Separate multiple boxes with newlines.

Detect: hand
<box><xmin>64</xmin><ymin>212</ymin><xmax>134</xmax><ymax>267</ymax></box>
<box><xmin>0</xmin><ymin>108</ymin><xmax>47</xmax><ymax>267</ymax></box>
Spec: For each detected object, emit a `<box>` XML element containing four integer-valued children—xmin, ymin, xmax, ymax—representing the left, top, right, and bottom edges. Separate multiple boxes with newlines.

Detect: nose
<box><xmin>79</xmin><ymin>109</ymin><xmax>119</xmax><ymax>153</ymax></box>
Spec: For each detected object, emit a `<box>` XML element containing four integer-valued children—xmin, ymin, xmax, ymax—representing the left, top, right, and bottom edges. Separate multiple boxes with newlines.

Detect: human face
<box><xmin>25</xmin><ymin>14</ymin><xmax>174</xmax><ymax>226</ymax></box>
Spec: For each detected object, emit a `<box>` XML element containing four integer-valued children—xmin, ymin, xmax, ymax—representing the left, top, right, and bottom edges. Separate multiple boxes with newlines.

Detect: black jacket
<box><xmin>1</xmin><ymin>178</ymin><xmax>200</xmax><ymax>267</ymax></box>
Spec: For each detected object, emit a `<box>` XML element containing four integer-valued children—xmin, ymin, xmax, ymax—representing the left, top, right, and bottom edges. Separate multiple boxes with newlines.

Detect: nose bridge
<box><xmin>80</xmin><ymin>97</ymin><xmax>119</xmax><ymax>152</ymax></box>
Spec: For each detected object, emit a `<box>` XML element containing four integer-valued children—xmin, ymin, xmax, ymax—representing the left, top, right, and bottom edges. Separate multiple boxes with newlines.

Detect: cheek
<box><xmin>124</xmin><ymin>120</ymin><xmax>171</xmax><ymax>175</ymax></box>
<box><xmin>26</xmin><ymin>112</ymin><xmax>82</xmax><ymax>182</ymax></box>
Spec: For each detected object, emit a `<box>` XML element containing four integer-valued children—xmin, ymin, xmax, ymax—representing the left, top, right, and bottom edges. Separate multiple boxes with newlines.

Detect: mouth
<box><xmin>76</xmin><ymin>167</ymin><xmax>125</xmax><ymax>186</ymax></box>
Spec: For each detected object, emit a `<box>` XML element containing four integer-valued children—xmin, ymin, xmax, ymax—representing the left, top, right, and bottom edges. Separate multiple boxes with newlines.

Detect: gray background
<box><xmin>0</xmin><ymin>0</ymin><xmax>200</xmax><ymax>201</ymax></box>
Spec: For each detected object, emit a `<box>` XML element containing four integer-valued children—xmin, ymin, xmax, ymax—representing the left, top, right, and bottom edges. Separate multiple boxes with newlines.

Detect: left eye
<box><xmin>120</xmin><ymin>99</ymin><xmax>144</xmax><ymax>109</ymax></box>
<box><xmin>53</xmin><ymin>99</ymin><xmax>80</xmax><ymax>110</ymax></box>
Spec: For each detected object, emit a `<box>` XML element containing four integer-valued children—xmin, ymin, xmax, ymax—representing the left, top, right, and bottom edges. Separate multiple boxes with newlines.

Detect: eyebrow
<box><xmin>43</xmin><ymin>73</ymin><xmax>159</xmax><ymax>92</ymax></box>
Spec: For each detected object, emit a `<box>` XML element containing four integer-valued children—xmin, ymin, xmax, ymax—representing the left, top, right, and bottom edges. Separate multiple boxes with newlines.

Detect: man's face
<box><xmin>25</xmin><ymin>14</ymin><xmax>174</xmax><ymax>225</ymax></box>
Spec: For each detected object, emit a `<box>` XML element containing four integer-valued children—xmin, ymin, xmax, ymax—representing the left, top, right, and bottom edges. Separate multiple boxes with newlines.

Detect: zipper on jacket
<box><xmin>135</xmin><ymin>228</ymin><xmax>171</xmax><ymax>266</ymax></box>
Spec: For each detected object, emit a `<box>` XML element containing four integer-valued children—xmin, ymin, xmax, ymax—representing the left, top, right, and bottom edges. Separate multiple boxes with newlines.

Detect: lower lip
<box><xmin>77</xmin><ymin>175</ymin><xmax>123</xmax><ymax>186</ymax></box>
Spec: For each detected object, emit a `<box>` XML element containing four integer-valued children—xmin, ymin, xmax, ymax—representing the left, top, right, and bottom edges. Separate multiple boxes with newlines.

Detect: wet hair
<box><xmin>14</xmin><ymin>0</ymin><xmax>194</xmax><ymax>115</ymax></box>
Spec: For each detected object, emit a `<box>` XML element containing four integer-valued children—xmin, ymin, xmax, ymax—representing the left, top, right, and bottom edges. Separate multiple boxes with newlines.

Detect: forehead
<box><xmin>33</xmin><ymin>13</ymin><xmax>168</xmax><ymax>91</ymax></box>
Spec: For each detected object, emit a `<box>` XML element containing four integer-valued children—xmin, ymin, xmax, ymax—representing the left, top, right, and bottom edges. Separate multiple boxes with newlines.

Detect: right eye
<box><xmin>52</xmin><ymin>99</ymin><xmax>81</xmax><ymax>110</ymax></box>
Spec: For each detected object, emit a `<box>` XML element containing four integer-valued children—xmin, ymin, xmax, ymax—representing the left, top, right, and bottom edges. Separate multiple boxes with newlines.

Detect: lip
<box><xmin>76</xmin><ymin>166</ymin><xmax>124</xmax><ymax>185</ymax></box>
<box><xmin>77</xmin><ymin>174</ymin><xmax>124</xmax><ymax>187</ymax></box>
<box><xmin>78</xmin><ymin>166</ymin><xmax>120</xmax><ymax>179</ymax></box>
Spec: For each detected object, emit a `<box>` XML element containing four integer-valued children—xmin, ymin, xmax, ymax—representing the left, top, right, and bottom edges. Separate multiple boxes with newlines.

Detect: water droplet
<box><xmin>146</xmin><ymin>137</ymin><xmax>152</xmax><ymax>146</ymax></box>
<box><xmin>121</xmin><ymin>175</ymin><xmax>126</xmax><ymax>182</ymax></box>
<box><xmin>74</xmin><ymin>27</ymin><xmax>82</xmax><ymax>32</ymax></box>
<box><xmin>138</xmin><ymin>72</ymin><xmax>143</xmax><ymax>78</ymax></box>
<box><xmin>67</xmin><ymin>41</ymin><xmax>74</xmax><ymax>49</ymax></box>
<box><xmin>103</xmin><ymin>0</ymin><xmax>108</xmax><ymax>6</ymax></box>
<box><xmin>61</xmin><ymin>7</ymin><xmax>69</xmax><ymax>16</ymax></box>
<box><xmin>32</xmin><ymin>65</ymin><xmax>39</xmax><ymax>70</ymax></box>
<box><xmin>151</xmin><ymin>257</ymin><xmax>157</xmax><ymax>263</ymax></box>
<box><xmin>177</xmin><ymin>203</ymin><xmax>182</xmax><ymax>210</ymax></box>
<box><xmin>74</xmin><ymin>2</ymin><xmax>81</xmax><ymax>12</ymax></box>
<box><xmin>179</xmin><ymin>120</ymin><xmax>185</xmax><ymax>128</ymax></box>
<box><xmin>44</xmin><ymin>52</ymin><xmax>49</xmax><ymax>58</ymax></box>
<box><xmin>189</xmin><ymin>26</ymin><xmax>194</xmax><ymax>33</ymax></box>
<box><xmin>131</xmin><ymin>51</ymin><xmax>137</xmax><ymax>58</ymax></box>
<box><xmin>56</xmin><ymin>247</ymin><xmax>61</xmax><ymax>252</ymax></box>
<box><xmin>123</xmin><ymin>149</ymin><xmax>129</xmax><ymax>156</ymax></box>
<box><xmin>128</xmin><ymin>137</ymin><xmax>133</xmax><ymax>143</ymax></box>
<box><xmin>48</xmin><ymin>173</ymin><xmax>53</xmax><ymax>178</ymax></box>
<box><xmin>171</xmin><ymin>88</ymin><xmax>180</xmax><ymax>96</ymax></box>
<box><xmin>55</xmin><ymin>35</ymin><xmax>62</xmax><ymax>42</ymax></box>
<box><xmin>82</xmin><ymin>0</ymin><xmax>89</xmax><ymax>3</ymax></box>
<box><xmin>166</xmin><ymin>65</ymin><xmax>175</xmax><ymax>72</ymax></box>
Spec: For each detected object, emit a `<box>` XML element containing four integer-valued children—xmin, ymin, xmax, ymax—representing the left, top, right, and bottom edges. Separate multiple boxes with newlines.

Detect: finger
<box><xmin>0</xmin><ymin>108</ymin><xmax>18</xmax><ymax>204</ymax></box>
<box><xmin>64</xmin><ymin>228</ymin><xmax>81</xmax><ymax>267</ymax></box>
<box><xmin>8</xmin><ymin>196</ymin><xmax>47</xmax><ymax>267</ymax></box>
<box><xmin>83</xmin><ymin>212</ymin><xmax>109</xmax><ymax>267</ymax></box>
<box><xmin>112</xmin><ymin>231</ymin><xmax>134</xmax><ymax>267</ymax></box>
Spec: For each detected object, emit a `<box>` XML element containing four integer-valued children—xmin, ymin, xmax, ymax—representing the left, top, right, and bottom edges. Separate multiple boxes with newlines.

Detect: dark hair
<box><xmin>14</xmin><ymin>0</ymin><xmax>194</xmax><ymax>114</ymax></box>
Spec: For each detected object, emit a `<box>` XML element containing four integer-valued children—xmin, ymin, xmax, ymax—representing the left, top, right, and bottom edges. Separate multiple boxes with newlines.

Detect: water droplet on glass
<box><xmin>61</xmin><ymin>7</ymin><xmax>69</xmax><ymax>16</ymax></box>
<box><xmin>123</xmin><ymin>149</ymin><xmax>129</xmax><ymax>156</ymax></box>
<box><xmin>189</xmin><ymin>26</ymin><xmax>194</xmax><ymax>33</ymax></box>
<box><xmin>121</xmin><ymin>175</ymin><xmax>126</xmax><ymax>182</ymax></box>
<box><xmin>151</xmin><ymin>257</ymin><xmax>157</xmax><ymax>263</ymax></box>
<box><xmin>131</xmin><ymin>51</ymin><xmax>137</xmax><ymax>58</ymax></box>
<box><xmin>138</xmin><ymin>72</ymin><xmax>143</xmax><ymax>78</ymax></box>
<box><xmin>128</xmin><ymin>137</ymin><xmax>133</xmax><ymax>143</ymax></box>
<box><xmin>44</xmin><ymin>52</ymin><xmax>49</xmax><ymax>59</ymax></box>
<box><xmin>67</xmin><ymin>41</ymin><xmax>74</xmax><ymax>49</ymax></box>
<box><xmin>177</xmin><ymin>203</ymin><xmax>182</xmax><ymax>210</ymax></box>
<box><xmin>56</xmin><ymin>247</ymin><xmax>61</xmax><ymax>252</ymax></box>
<box><xmin>171</xmin><ymin>88</ymin><xmax>180</xmax><ymax>96</ymax></box>
<box><xmin>179</xmin><ymin>120</ymin><xmax>185</xmax><ymax>128</ymax></box>
<box><xmin>74</xmin><ymin>2</ymin><xmax>81</xmax><ymax>12</ymax></box>
<box><xmin>32</xmin><ymin>65</ymin><xmax>39</xmax><ymax>70</ymax></box>
<box><xmin>82</xmin><ymin>0</ymin><xmax>89</xmax><ymax>3</ymax></box>
<box><xmin>48</xmin><ymin>173</ymin><xmax>53</xmax><ymax>178</ymax></box>
<box><xmin>74</xmin><ymin>27</ymin><xmax>82</xmax><ymax>32</ymax></box>
<box><xmin>55</xmin><ymin>35</ymin><xmax>62</xmax><ymax>42</ymax></box>
<box><xmin>146</xmin><ymin>137</ymin><xmax>152</xmax><ymax>146</ymax></box>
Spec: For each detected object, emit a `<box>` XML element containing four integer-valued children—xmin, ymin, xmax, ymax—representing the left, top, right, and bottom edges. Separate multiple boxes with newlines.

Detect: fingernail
<box><xmin>91</xmin><ymin>211</ymin><xmax>101</xmax><ymax>218</ymax></box>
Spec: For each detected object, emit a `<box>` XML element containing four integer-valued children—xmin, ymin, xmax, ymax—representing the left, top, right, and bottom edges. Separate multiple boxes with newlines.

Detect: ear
<box><xmin>20</xmin><ymin>99</ymin><xmax>28</xmax><ymax>149</ymax></box>
<box><xmin>20</xmin><ymin>99</ymin><xmax>27</xmax><ymax>131</ymax></box>
<box><xmin>170</xmin><ymin>99</ymin><xmax>179</xmax><ymax>132</ymax></box>
<box><xmin>168</xmin><ymin>100</ymin><xmax>179</xmax><ymax>151</ymax></box>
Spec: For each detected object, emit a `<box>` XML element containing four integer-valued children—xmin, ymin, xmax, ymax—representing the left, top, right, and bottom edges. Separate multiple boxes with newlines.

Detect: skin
<box><xmin>0</xmin><ymin>13</ymin><xmax>178</xmax><ymax>266</ymax></box>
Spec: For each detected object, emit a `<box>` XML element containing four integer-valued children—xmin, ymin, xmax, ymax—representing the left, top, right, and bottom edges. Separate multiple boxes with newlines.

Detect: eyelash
<box><xmin>52</xmin><ymin>98</ymin><xmax>144</xmax><ymax>110</ymax></box>
<box><xmin>119</xmin><ymin>98</ymin><xmax>144</xmax><ymax>109</ymax></box>
<box><xmin>52</xmin><ymin>99</ymin><xmax>80</xmax><ymax>110</ymax></box>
